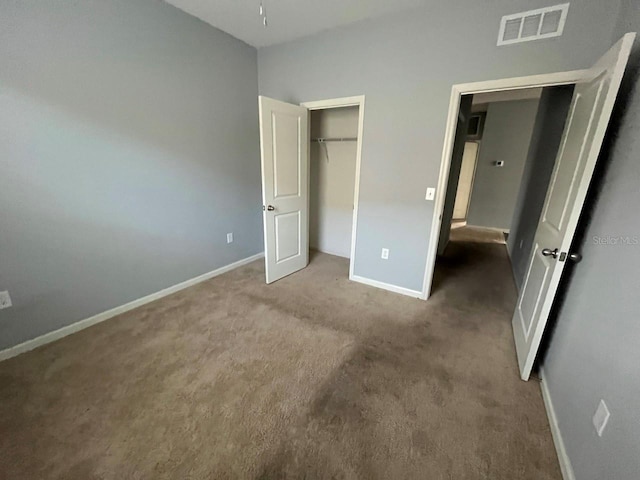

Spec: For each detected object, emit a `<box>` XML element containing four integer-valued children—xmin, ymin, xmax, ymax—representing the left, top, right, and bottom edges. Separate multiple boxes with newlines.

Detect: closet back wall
<box><xmin>0</xmin><ymin>0</ymin><xmax>262</xmax><ymax>350</ymax></box>
<box><xmin>310</xmin><ymin>107</ymin><xmax>359</xmax><ymax>258</ymax></box>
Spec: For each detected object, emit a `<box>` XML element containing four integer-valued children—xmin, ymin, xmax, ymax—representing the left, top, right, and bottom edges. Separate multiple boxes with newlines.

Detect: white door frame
<box><xmin>452</xmin><ymin>140</ymin><xmax>480</xmax><ymax>222</ymax></box>
<box><xmin>421</xmin><ymin>70</ymin><xmax>588</xmax><ymax>300</ymax></box>
<box><xmin>300</xmin><ymin>95</ymin><xmax>365</xmax><ymax>280</ymax></box>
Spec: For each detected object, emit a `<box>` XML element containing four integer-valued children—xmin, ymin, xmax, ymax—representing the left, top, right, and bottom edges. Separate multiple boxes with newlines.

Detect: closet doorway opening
<box><xmin>301</xmin><ymin>97</ymin><xmax>365</xmax><ymax>278</ymax></box>
<box><xmin>258</xmin><ymin>95</ymin><xmax>364</xmax><ymax>284</ymax></box>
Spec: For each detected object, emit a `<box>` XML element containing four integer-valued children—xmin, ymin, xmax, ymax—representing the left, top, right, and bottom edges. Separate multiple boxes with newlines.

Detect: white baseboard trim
<box><xmin>350</xmin><ymin>274</ymin><xmax>422</xmax><ymax>298</ymax></box>
<box><xmin>0</xmin><ymin>252</ymin><xmax>264</xmax><ymax>362</ymax></box>
<box><xmin>539</xmin><ymin>368</ymin><xmax>576</xmax><ymax>480</ymax></box>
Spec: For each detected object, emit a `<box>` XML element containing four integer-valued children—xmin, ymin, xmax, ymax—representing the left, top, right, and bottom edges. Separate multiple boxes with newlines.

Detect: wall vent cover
<box><xmin>497</xmin><ymin>3</ymin><xmax>569</xmax><ymax>46</ymax></box>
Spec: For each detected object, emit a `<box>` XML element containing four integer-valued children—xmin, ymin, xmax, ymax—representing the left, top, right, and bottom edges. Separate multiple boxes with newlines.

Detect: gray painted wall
<box><xmin>257</xmin><ymin>0</ymin><xmax>621</xmax><ymax>292</ymax></box>
<box><xmin>437</xmin><ymin>96</ymin><xmax>472</xmax><ymax>255</ymax></box>
<box><xmin>0</xmin><ymin>0</ymin><xmax>262</xmax><ymax>350</ymax></box>
<box><xmin>542</xmin><ymin>4</ymin><xmax>640</xmax><ymax>479</ymax></box>
<box><xmin>466</xmin><ymin>99</ymin><xmax>540</xmax><ymax>231</ymax></box>
<box><xmin>507</xmin><ymin>86</ymin><xmax>574</xmax><ymax>289</ymax></box>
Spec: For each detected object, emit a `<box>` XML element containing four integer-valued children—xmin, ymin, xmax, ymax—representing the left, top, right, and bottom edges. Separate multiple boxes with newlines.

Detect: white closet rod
<box><xmin>311</xmin><ymin>137</ymin><xmax>357</xmax><ymax>143</ymax></box>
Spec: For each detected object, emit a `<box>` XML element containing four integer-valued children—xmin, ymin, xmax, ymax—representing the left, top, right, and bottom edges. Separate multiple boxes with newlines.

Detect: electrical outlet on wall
<box><xmin>381</xmin><ymin>248</ymin><xmax>389</xmax><ymax>260</ymax></box>
<box><xmin>425</xmin><ymin>187</ymin><xmax>436</xmax><ymax>201</ymax></box>
<box><xmin>0</xmin><ymin>291</ymin><xmax>12</xmax><ymax>310</ymax></box>
<box><xmin>227</xmin><ymin>233</ymin><xmax>233</xmax><ymax>244</ymax></box>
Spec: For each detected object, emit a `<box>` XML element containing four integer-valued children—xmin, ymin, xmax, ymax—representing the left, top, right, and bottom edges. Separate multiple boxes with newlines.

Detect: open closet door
<box><xmin>258</xmin><ymin>96</ymin><xmax>309</xmax><ymax>284</ymax></box>
<box><xmin>512</xmin><ymin>33</ymin><xmax>635</xmax><ymax>380</ymax></box>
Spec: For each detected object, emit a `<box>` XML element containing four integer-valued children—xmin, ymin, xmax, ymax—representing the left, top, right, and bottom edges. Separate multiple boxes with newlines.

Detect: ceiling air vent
<box><xmin>497</xmin><ymin>3</ymin><xmax>569</xmax><ymax>46</ymax></box>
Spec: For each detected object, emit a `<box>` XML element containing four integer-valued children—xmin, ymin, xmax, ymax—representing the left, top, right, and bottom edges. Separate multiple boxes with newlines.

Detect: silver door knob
<box><xmin>568</xmin><ymin>252</ymin><xmax>582</xmax><ymax>263</ymax></box>
<box><xmin>266</xmin><ymin>205</ymin><xmax>275</xmax><ymax>211</ymax></box>
<box><xmin>541</xmin><ymin>248</ymin><xmax>559</xmax><ymax>259</ymax></box>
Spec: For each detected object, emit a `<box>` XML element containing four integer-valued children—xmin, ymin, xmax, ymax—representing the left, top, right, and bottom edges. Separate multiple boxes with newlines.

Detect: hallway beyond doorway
<box><xmin>449</xmin><ymin>222</ymin><xmax>507</xmax><ymax>245</ymax></box>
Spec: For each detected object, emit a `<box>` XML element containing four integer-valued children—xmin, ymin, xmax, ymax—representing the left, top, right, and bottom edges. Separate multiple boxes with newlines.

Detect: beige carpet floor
<box><xmin>0</xmin><ymin>243</ymin><xmax>561</xmax><ymax>479</ymax></box>
<box><xmin>449</xmin><ymin>224</ymin><xmax>507</xmax><ymax>244</ymax></box>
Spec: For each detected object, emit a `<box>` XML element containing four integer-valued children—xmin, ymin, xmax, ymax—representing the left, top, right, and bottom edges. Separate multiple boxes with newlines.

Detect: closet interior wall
<box><xmin>309</xmin><ymin>106</ymin><xmax>359</xmax><ymax>259</ymax></box>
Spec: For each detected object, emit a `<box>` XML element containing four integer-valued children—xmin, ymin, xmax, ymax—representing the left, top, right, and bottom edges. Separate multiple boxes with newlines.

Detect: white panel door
<box><xmin>512</xmin><ymin>33</ymin><xmax>635</xmax><ymax>380</ymax></box>
<box><xmin>453</xmin><ymin>141</ymin><xmax>479</xmax><ymax>220</ymax></box>
<box><xmin>259</xmin><ymin>96</ymin><xmax>309</xmax><ymax>284</ymax></box>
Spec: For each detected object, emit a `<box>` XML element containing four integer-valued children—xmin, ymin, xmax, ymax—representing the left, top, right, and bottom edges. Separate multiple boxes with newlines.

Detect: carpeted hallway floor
<box><xmin>0</xmin><ymin>241</ymin><xmax>561</xmax><ymax>479</ymax></box>
<box><xmin>449</xmin><ymin>222</ymin><xmax>507</xmax><ymax>244</ymax></box>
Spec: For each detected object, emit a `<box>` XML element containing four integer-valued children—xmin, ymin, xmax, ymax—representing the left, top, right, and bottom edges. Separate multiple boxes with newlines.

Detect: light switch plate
<box><xmin>425</xmin><ymin>187</ymin><xmax>436</xmax><ymax>201</ymax></box>
<box><xmin>593</xmin><ymin>399</ymin><xmax>610</xmax><ymax>437</ymax></box>
<box><xmin>381</xmin><ymin>248</ymin><xmax>389</xmax><ymax>260</ymax></box>
<box><xmin>0</xmin><ymin>291</ymin><xmax>12</xmax><ymax>310</ymax></box>
<box><xmin>226</xmin><ymin>233</ymin><xmax>233</xmax><ymax>244</ymax></box>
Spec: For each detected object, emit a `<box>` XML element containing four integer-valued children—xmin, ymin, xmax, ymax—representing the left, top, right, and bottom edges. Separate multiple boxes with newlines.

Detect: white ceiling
<box><xmin>164</xmin><ymin>0</ymin><xmax>427</xmax><ymax>48</ymax></box>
